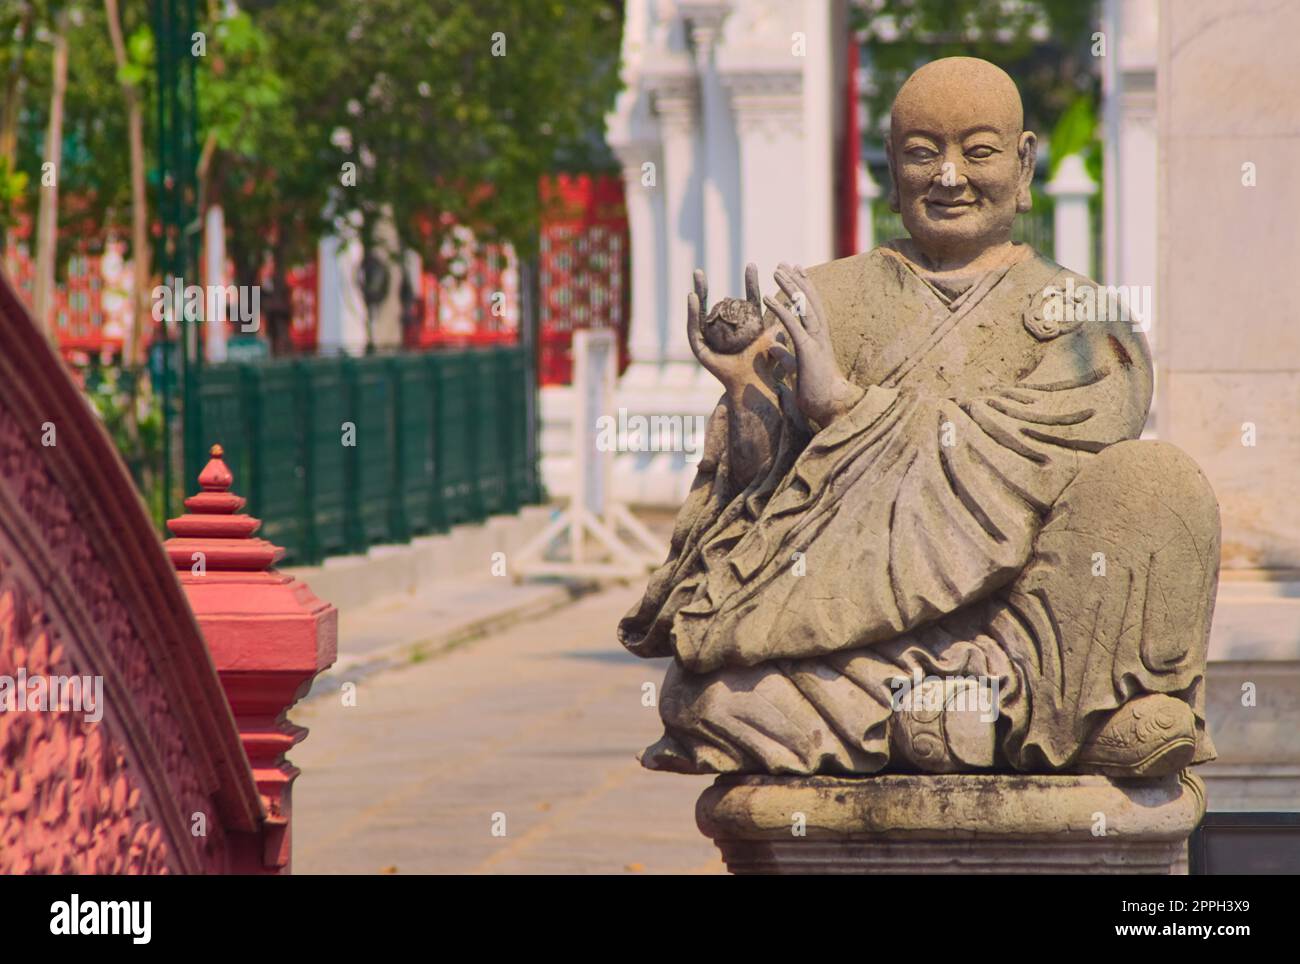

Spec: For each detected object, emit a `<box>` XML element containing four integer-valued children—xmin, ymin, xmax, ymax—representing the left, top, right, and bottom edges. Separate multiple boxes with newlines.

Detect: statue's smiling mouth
<box><xmin>924</xmin><ymin>196</ymin><xmax>979</xmax><ymax>217</ymax></box>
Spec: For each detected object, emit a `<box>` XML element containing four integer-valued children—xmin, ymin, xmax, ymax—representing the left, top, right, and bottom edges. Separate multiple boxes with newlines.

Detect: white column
<box><xmin>203</xmin><ymin>204</ymin><xmax>228</xmax><ymax>362</ymax></box>
<box><xmin>650</xmin><ymin>79</ymin><xmax>703</xmax><ymax>369</ymax></box>
<box><xmin>685</xmin><ymin>4</ymin><xmax>736</xmax><ymax>296</ymax></box>
<box><xmin>856</xmin><ymin>163</ymin><xmax>881</xmax><ymax>253</ymax></box>
<box><xmin>341</xmin><ymin>243</ymin><xmax>368</xmax><ymax>356</ymax></box>
<box><xmin>800</xmin><ymin>0</ymin><xmax>839</xmax><ymax>266</ymax></box>
<box><xmin>855</xmin><ymin>45</ymin><xmax>880</xmax><ymax>255</ymax></box>
<box><xmin>615</xmin><ymin>143</ymin><xmax>665</xmax><ymax>376</ymax></box>
<box><xmin>316</xmin><ymin>236</ymin><xmax>343</xmax><ymax>354</ymax></box>
<box><xmin>1045</xmin><ymin>154</ymin><xmax>1098</xmax><ymax>276</ymax></box>
<box><xmin>1103</xmin><ymin>0</ymin><xmax>1158</xmax><ymax>288</ymax></box>
<box><xmin>1102</xmin><ymin>0</ymin><xmax>1159</xmax><ymax>426</ymax></box>
<box><xmin>726</xmin><ymin>71</ymin><xmax>804</xmax><ymax>284</ymax></box>
<box><xmin>1157</xmin><ymin>0</ymin><xmax>1300</xmax><ymax>814</ymax></box>
<box><xmin>320</xmin><ymin>223</ymin><xmax>368</xmax><ymax>357</ymax></box>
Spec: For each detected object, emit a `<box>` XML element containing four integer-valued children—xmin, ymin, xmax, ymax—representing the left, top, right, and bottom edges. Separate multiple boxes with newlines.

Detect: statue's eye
<box><xmin>965</xmin><ymin>145</ymin><xmax>997</xmax><ymax>159</ymax></box>
<box><xmin>906</xmin><ymin>146</ymin><xmax>938</xmax><ymax>160</ymax></box>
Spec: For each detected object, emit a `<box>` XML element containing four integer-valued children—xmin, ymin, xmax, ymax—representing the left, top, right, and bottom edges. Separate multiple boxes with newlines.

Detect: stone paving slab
<box><xmin>291</xmin><ymin>584</ymin><xmax>723</xmax><ymax>875</ymax></box>
<box><xmin>314</xmin><ymin>575</ymin><xmax>580</xmax><ymax>689</ymax></box>
<box><xmin>282</xmin><ymin>506</ymin><xmax>555</xmax><ymax>612</ymax></box>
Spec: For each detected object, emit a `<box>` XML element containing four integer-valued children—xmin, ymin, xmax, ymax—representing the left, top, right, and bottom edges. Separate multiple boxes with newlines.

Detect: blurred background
<box><xmin>1</xmin><ymin>0</ymin><xmax>1127</xmax><ymax>540</ymax></box>
<box><xmin>5</xmin><ymin>1</ymin><xmax>1297</xmax><ymax>872</ymax></box>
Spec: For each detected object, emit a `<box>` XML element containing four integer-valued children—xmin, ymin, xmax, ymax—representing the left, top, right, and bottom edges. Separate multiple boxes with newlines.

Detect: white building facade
<box><xmin>542</xmin><ymin>0</ymin><xmax>850</xmax><ymax>507</ymax></box>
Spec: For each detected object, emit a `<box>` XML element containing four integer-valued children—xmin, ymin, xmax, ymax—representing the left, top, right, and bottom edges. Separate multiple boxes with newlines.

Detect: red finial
<box><xmin>164</xmin><ymin>440</ymin><xmax>282</xmax><ymax>571</ymax></box>
<box><xmin>199</xmin><ymin>443</ymin><xmax>235</xmax><ymax>493</ymax></box>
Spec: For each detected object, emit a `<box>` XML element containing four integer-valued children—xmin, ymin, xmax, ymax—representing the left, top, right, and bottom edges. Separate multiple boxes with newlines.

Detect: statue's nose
<box><xmin>931</xmin><ymin>156</ymin><xmax>970</xmax><ymax>189</ymax></box>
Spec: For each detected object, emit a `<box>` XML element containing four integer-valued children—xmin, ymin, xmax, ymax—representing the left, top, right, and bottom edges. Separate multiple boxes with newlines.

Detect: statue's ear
<box><xmin>885</xmin><ymin>139</ymin><xmax>901</xmax><ymax>213</ymax></box>
<box><xmin>1016</xmin><ymin>131</ymin><xmax>1038</xmax><ymax>213</ymax></box>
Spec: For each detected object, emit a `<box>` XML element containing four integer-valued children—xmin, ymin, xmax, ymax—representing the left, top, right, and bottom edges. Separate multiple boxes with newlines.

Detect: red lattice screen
<box><xmin>407</xmin><ymin>233</ymin><xmax>520</xmax><ymax>350</ymax></box>
<box><xmin>538</xmin><ymin>174</ymin><xmax>629</xmax><ymax>386</ymax></box>
<box><xmin>286</xmin><ymin>262</ymin><xmax>319</xmax><ymax>352</ymax></box>
<box><xmin>3</xmin><ymin>228</ymin><xmax>143</xmax><ymax>359</ymax></box>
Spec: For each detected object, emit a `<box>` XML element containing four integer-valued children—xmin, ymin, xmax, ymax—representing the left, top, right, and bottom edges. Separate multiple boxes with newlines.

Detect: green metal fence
<box><xmin>185</xmin><ymin>347</ymin><xmax>540</xmax><ymax>565</ymax></box>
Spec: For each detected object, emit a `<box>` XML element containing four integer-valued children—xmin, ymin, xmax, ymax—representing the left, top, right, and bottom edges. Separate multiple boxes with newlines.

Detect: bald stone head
<box><xmin>886</xmin><ymin>57</ymin><xmax>1038</xmax><ymax>267</ymax></box>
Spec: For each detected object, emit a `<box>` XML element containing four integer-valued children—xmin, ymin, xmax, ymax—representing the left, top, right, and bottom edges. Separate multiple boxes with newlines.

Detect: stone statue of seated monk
<box><xmin>618</xmin><ymin>57</ymin><xmax>1220</xmax><ymax>779</ymax></box>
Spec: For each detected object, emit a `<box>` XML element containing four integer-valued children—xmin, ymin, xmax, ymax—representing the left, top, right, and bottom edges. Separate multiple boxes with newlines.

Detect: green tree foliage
<box><xmin>232</xmin><ymin>0</ymin><xmax>622</xmax><ymax>268</ymax></box>
<box><xmin>0</xmin><ymin>1</ymin><xmax>42</xmax><ymax>237</ymax></box>
<box><xmin>205</xmin><ymin>0</ymin><xmax>623</xmax><ymax>349</ymax></box>
<box><xmin>1047</xmin><ymin>92</ymin><xmax>1100</xmax><ymax>182</ymax></box>
<box><xmin>0</xmin><ymin>3</ymin><xmax>147</xmax><ymax>273</ymax></box>
<box><xmin>855</xmin><ymin>0</ymin><xmax>1101</xmax><ymax>155</ymax></box>
<box><xmin>1</xmin><ymin>0</ymin><xmax>623</xmax><ymax>287</ymax></box>
<box><xmin>0</xmin><ymin>0</ymin><xmax>622</xmax><ymax>512</ymax></box>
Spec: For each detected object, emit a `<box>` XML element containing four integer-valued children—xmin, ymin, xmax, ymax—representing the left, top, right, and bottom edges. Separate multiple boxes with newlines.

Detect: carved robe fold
<box><xmin>619</xmin><ymin>243</ymin><xmax>1218</xmax><ymax>775</ymax></box>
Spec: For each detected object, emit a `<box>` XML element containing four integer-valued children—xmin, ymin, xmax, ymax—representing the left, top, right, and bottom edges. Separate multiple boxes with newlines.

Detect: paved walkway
<box><xmin>291</xmin><ymin>584</ymin><xmax>723</xmax><ymax>874</ymax></box>
<box><xmin>317</xmin><ymin>575</ymin><xmax>575</xmax><ymax>681</ymax></box>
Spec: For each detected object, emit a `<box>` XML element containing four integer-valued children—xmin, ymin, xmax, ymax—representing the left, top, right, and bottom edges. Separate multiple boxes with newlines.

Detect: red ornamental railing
<box><xmin>1</xmin><ymin>266</ymin><xmax>336</xmax><ymax>874</ymax></box>
<box><xmin>287</xmin><ymin>262</ymin><xmax>319</xmax><ymax>353</ymax></box>
<box><xmin>22</xmin><ymin>172</ymin><xmax>631</xmax><ymax>384</ymax></box>
<box><xmin>3</xmin><ymin>238</ymin><xmax>144</xmax><ymax>360</ymax></box>
<box><xmin>407</xmin><ymin>241</ymin><xmax>520</xmax><ymax>350</ymax></box>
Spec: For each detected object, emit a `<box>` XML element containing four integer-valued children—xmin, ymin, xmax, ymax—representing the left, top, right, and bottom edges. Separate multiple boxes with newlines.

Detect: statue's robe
<box><xmin>618</xmin><ymin>242</ymin><xmax>1219</xmax><ymax>774</ymax></box>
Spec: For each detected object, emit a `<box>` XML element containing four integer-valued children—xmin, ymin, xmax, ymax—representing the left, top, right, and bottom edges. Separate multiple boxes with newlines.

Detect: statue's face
<box><xmin>889</xmin><ymin>94</ymin><xmax>1034</xmax><ymax>261</ymax></box>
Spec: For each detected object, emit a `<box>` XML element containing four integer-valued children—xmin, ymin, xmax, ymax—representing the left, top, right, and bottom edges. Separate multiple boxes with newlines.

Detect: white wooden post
<box><xmin>204</xmin><ymin>205</ymin><xmax>228</xmax><ymax>362</ymax></box>
<box><xmin>1045</xmin><ymin>154</ymin><xmax>1098</xmax><ymax>277</ymax></box>
<box><xmin>512</xmin><ymin>329</ymin><xmax>666</xmax><ymax>579</ymax></box>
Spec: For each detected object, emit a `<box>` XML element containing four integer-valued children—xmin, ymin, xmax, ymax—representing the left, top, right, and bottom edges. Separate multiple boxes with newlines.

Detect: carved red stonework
<box><xmin>0</xmin><ymin>553</ymin><xmax>179</xmax><ymax>873</ymax></box>
<box><xmin>0</xmin><ymin>266</ymin><xmax>266</xmax><ymax>873</ymax></box>
<box><xmin>166</xmin><ymin>445</ymin><xmax>338</xmax><ymax>874</ymax></box>
<box><xmin>1</xmin><ymin>247</ymin><xmax>335</xmax><ymax>873</ymax></box>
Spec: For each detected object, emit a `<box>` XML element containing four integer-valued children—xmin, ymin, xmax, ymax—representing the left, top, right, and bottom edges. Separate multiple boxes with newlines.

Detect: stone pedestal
<box><xmin>696</xmin><ymin>772</ymin><xmax>1206</xmax><ymax>875</ymax></box>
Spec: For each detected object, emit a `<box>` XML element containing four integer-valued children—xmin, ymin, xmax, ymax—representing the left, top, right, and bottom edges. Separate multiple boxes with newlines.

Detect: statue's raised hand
<box><xmin>763</xmin><ymin>263</ymin><xmax>863</xmax><ymax>427</ymax></box>
<box><xmin>687</xmin><ymin>264</ymin><xmax>784</xmax><ymax>395</ymax></box>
